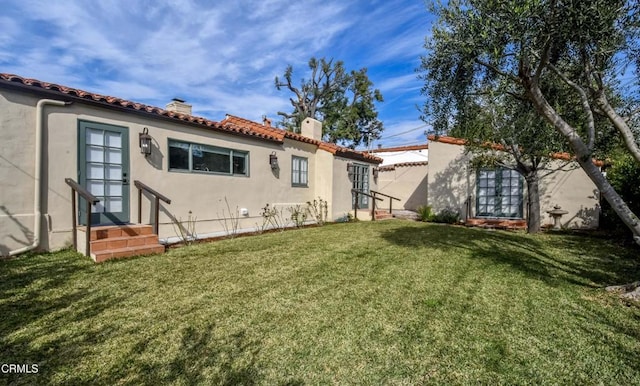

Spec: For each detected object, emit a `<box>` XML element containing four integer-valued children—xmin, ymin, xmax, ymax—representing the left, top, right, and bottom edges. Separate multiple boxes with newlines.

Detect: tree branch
<box><xmin>596</xmin><ymin>92</ymin><xmax>640</xmax><ymax>164</ymax></box>
<box><xmin>474</xmin><ymin>58</ymin><xmax>520</xmax><ymax>83</ymax></box>
<box><xmin>547</xmin><ymin>63</ymin><xmax>596</xmax><ymax>151</ymax></box>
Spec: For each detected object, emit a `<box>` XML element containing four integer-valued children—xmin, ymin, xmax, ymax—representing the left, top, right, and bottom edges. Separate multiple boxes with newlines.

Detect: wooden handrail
<box><xmin>351</xmin><ymin>189</ymin><xmax>383</xmax><ymax>221</ymax></box>
<box><xmin>370</xmin><ymin>190</ymin><xmax>401</xmax><ymax>216</ymax></box>
<box><xmin>65</xmin><ymin>178</ymin><xmax>100</xmax><ymax>257</ymax></box>
<box><xmin>134</xmin><ymin>180</ymin><xmax>171</xmax><ymax>204</ymax></box>
<box><xmin>370</xmin><ymin>190</ymin><xmax>401</xmax><ymax>201</ymax></box>
<box><xmin>134</xmin><ymin>180</ymin><xmax>171</xmax><ymax>235</ymax></box>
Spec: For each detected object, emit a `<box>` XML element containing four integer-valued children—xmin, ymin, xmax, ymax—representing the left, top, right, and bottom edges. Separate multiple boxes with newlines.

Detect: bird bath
<box><xmin>547</xmin><ymin>205</ymin><xmax>569</xmax><ymax>230</ymax></box>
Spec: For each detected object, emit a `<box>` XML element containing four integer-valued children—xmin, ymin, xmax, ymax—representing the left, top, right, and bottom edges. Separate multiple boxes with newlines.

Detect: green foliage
<box><xmin>601</xmin><ymin>153</ymin><xmax>640</xmax><ymax>235</ymax></box>
<box><xmin>431</xmin><ymin>208</ymin><xmax>461</xmax><ymax>224</ymax></box>
<box><xmin>417</xmin><ymin>205</ymin><xmax>460</xmax><ymax>224</ymax></box>
<box><xmin>275</xmin><ymin>56</ymin><xmax>384</xmax><ymax>148</ymax></box>
<box><xmin>416</xmin><ymin>205</ymin><xmax>435</xmax><ymax>222</ymax></box>
<box><xmin>420</xmin><ymin>0</ymin><xmax>640</xmax><ymax>238</ymax></box>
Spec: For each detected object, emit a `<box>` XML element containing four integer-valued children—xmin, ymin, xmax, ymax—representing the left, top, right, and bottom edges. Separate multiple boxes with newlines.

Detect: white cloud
<box><xmin>2</xmin><ymin>0</ymin><xmax>433</xmax><ymax>143</ymax></box>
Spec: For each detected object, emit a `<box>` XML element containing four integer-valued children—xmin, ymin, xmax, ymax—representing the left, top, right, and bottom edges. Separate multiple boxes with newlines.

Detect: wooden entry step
<box><xmin>79</xmin><ymin>224</ymin><xmax>165</xmax><ymax>263</ymax></box>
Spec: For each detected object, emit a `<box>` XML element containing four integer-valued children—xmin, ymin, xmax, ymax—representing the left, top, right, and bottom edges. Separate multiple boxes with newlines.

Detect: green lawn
<box><xmin>1</xmin><ymin>221</ymin><xmax>639</xmax><ymax>385</ymax></box>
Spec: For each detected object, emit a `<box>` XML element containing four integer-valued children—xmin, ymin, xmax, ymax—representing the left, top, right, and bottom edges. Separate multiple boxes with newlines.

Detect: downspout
<box><xmin>9</xmin><ymin>99</ymin><xmax>70</xmax><ymax>256</ymax></box>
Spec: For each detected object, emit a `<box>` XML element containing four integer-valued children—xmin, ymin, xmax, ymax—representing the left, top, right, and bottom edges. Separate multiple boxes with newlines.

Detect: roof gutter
<box><xmin>9</xmin><ymin>99</ymin><xmax>70</xmax><ymax>256</ymax></box>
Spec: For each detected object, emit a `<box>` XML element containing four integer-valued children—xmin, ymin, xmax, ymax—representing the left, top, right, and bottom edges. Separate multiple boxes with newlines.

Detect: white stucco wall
<box><xmin>376</xmin><ymin>164</ymin><xmax>429</xmax><ymax>210</ymax></box>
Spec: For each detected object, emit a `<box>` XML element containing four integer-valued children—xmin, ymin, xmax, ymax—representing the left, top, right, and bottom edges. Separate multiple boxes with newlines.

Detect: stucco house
<box><xmin>0</xmin><ymin>73</ymin><xmax>382</xmax><ymax>261</ymax></box>
<box><xmin>0</xmin><ymin>73</ymin><xmax>603</xmax><ymax>262</ymax></box>
<box><xmin>426</xmin><ymin>135</ymin><xmax>601</xmax><ymax>229</ymax></box>
<box><xmin>362</xmin><ymin>137</ymin><xmax>600</xmax><ymax>230</ymax></box>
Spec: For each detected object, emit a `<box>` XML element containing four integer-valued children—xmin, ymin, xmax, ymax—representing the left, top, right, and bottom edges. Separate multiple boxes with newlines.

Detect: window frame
<box><xmin>476</xmin><ymin>168</ymin><xmax>523</xmax><ymax>218</ymax></box>
<box><xmin>168</xmin><ymin>139</ymin><xmax>249</xmax><ymax>177</ymax></box>
<box><xmin>291</xmin><ymin>155</ymin><xmax>309</xmax><ymax>187</ymax></box>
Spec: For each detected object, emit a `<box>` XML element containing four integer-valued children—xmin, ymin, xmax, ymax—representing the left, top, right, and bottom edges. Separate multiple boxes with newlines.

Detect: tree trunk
<box><xmin>525</xmin><ymin>173</ymin><xmax>541</xmax><ymax>233</ymax></box>
<box><xmin>526</xmin><ymin>80</ymin><xmax>640</xmax><ymax>246</ymax></box>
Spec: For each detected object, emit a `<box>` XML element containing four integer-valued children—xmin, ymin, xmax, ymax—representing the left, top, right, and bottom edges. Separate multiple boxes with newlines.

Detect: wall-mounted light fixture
<box><xmin>139</xmin><ymin>127</ymin><xmax>152</xmax><ymax>157</ymax></box>
<box><xmin>347</xmin><ymin>162</ymin><xmax>354</xmax><ymax>178</ymax></box>
<box><xmin>269</xmin><ymin>151</ymin><xmax>279</xmax><ymax>170</ymax></box>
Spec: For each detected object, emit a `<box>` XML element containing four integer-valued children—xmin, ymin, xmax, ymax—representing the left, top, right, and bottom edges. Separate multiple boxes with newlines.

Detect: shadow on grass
<box><xmin>0</xmin><ymin>251</ymin><xmax>268</xmax><ymax>385</ymax></box>
<box><xmin>381</xmin><ymin>224</ymin><xmax>640</xmax><ymax>288</ymax></box>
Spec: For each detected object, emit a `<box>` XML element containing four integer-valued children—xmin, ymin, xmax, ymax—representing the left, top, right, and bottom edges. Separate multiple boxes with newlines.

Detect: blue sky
<box><xmin>1</xmin><ymin>0</ymin><xmax>433</xmax><ymax>148</ymax></box>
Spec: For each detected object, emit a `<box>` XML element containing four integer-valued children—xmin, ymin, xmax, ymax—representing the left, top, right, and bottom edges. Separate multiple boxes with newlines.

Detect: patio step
<box><xmin>465</xmin><ymin>218</ymin><xmax>527</xmax><ymax>230</ymax></box>
<box><xmin>374</xmin><ymin>210</ymin><xmax>394</xmax><ymax>220</ymax></box>
<box><xmin>80</xmin><ymin>224</ymin><xmax>165</xmax><ymax>263</ymax></box>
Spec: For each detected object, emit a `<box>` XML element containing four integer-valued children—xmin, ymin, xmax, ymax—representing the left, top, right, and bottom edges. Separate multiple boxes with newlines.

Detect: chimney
<box><xmin>300</xmin><ymin>117</ymin><xmax>323</xmax><ymax>141</ymax></box>
<box><xmin>263</xmin><ymin>116</ymin><xmax>272</xmax><ymax>127</ymax></box>
<box><xmin>166</xmin><ymin>98</ymin><xmax>192</xmax><ymax>115</ymax></box>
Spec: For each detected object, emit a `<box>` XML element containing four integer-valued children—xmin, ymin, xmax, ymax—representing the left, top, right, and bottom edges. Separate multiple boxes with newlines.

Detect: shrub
<box><xmin>431</xmin><ymin>208</ymin><xmax>461</xmax><ymax>224</ymax></box>
<box><xmin>417</xmin><ymin>205</ymin><xmax>435</xmax><ymax>222</ymax></box>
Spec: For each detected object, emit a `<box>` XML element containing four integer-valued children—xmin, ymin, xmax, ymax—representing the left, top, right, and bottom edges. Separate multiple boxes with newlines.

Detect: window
<box><xmin>292</xmin><ymin>156</ymin><xmax>308</xmax><ymax>187</ymax></box>
<box><xmin>168</xmin><ymin>140</ymin><xmax>248</xmax><ymax>176</ymax></box>
<box><xmin>476</xmin><ymin>168</ymin><xmax>523</xmax><ymax>218</ymax></box>
<box><xmin>351</xmin><ymin>163</ymin><xmax>370</xmax><ymax>209</ymax></box>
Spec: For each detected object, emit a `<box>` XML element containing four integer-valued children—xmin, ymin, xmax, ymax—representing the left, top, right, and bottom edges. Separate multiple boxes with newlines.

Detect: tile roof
<box><xmin>0</xmin><ymin>73</ymin><xmax>381</xmax><ymax>163</ymax></box>
<box><xmin>428</xmin><ymin>135</ymin><xmax>604</xmax><ymax>166</ymax></box>
<box><xmin>370</xmin><ymin>144</ymin><xmax>429</xmax><ymax>153</ymax></box>
<box><xmin>221</xmin><ymin>115</ymin><xmax>382</xmax><ymax>163</ymax></box>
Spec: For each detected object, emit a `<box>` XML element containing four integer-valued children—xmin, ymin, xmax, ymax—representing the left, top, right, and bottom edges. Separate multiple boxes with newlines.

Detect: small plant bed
<box><xmin>1</xmin><ymin>221</ymin><xmax>639</xmax><ymax>384</ymax></box>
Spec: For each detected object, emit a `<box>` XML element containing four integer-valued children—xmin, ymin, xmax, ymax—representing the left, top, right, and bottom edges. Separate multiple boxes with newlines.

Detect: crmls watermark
<box><xmin>1</xmin><ymin>364</ymin><xmax>39</xmax><ymax>374</ymax></box>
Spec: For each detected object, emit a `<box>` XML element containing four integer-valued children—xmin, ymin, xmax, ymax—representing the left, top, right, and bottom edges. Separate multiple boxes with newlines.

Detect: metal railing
<box><xmin>65</xmin><ymin>178</ymin><xmax>100</xmax><ymax>257</ymax></box>
<box><xmin>370</xmin><ymin>190</ymin><xmax>401</xmax><ymax>216</ymax></box>
<box><xmin>134</xmin><ymin>180</ymin><xmax>171</xmax><ymax>234</ymax></box>
<box><xmin>351</xmin><ymin>189</ymin><xmax>383</xmax><ymax>221</ymax></box>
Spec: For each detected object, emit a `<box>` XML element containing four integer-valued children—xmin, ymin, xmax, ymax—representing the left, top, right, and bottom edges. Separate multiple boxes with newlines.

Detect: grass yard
<box><xmin>1</xmin><ymin>220</ymin><xmax>639</xmax><ymax>385</ymax></box>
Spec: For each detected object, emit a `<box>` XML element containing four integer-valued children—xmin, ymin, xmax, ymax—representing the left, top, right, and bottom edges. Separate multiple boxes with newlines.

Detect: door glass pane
<box><xmin>87</xmin><ymin>146</ymin><xmax>104</xmax><ymax>162</ymax></box>
<box><xmin>87</xmin><ymin>129</ymin><xmax>103</xmax><ymax>145</ymax></box>
<box><xmin>106</xmin><ymin>149</ymin><xmax>122</xmax><ymax>164</ymax></box>
<box><xmin>106</xmin><ymin>165</ymin><xmax>122</xmax><ymax>180</ymax></box>
<box><xmin>107</xmin><ymin>197</ymin><xmax>123</xmax><ymax>212</ymax></box>
<box><xmin>106</xmin><ymin>181</ymin><xmax>122</xmax><ymax>196</ymax></box>
<box><xmin>88</xmin><ymin>163</ymin><xmax>104</xmax><ymax>179</ymax></box>
<box><xmin>105</xmin><ymin>132</ymin><xmax>122</xmax><ymax>148</ymax></box>
<box><xmin>88</xmin><ymin>180</ymin><xmax>104</xmax><ymax>196</ymax></box>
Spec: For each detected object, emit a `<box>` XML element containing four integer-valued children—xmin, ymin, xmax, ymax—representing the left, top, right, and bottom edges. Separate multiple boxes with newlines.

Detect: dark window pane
<box><xmin>196</xmin><ymin>150</ymin><xmax>229</xmax><ymax>173</ymax></box>
<box><xmin>233</xmin><ymin>154</ymin><xmax>247</xmax><ymax>175</ymax></box>
<box><xmin>169</xmin><ymin>143</ymin><xmax>189</xmax><ymax>170</ymax></box>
